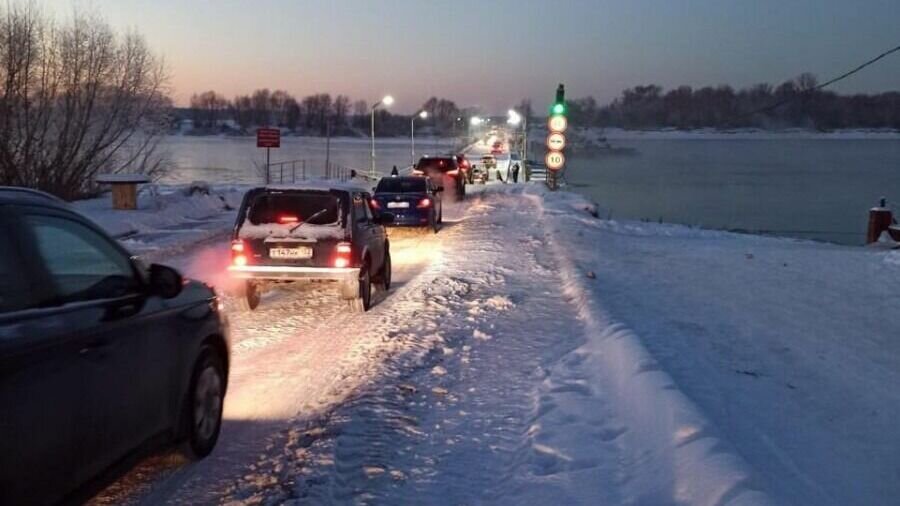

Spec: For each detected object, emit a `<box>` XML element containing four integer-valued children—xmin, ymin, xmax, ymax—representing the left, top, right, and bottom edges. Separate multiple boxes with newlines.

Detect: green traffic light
<box><xmin>552</xmin><ymin>103</ymin><xmax>566</xmax><ymax>115</ymax></box>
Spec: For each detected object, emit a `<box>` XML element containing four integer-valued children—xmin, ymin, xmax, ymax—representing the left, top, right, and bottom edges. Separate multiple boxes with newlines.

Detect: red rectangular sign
<box><xmin>256</xmin><ymin>128</ymin><xmax>281</xmax><ymax>148</ymax></box>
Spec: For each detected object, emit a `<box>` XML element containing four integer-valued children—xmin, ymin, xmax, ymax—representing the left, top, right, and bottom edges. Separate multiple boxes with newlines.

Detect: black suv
<box><xmin>0</xmin><ymin>187</ymin><xmax>230</xmax><ymax>506</ymax></box>
<box><xmin>228</xmin><ymin>182</ymin><xmax>393</xmax><ymax>311</ymax></box>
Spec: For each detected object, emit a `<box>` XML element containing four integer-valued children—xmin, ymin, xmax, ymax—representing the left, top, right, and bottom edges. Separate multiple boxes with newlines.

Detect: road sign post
<box><xmin>257</xmin><ymin>128</ymin><xmax>281</xmax><ymax>184</ymax></box>
<box><xmin>545</xmin><ymin>84</ymin><xmax>568</xmax><ymax>190</ymax></box>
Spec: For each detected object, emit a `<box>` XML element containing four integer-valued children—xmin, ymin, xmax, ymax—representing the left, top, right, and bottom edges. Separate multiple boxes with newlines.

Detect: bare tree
<box><xmin>189</xmin><ymin>90</ymin><xmax>229</xmax><ymax>129</ymax></box>
<box><xmin>284</xmin><ymin>97</ymin><xmax>300</xmax><ymax>131</ymax></box>
<box><xmin>231</xmin><ymin>95</ymin><xmax>254</xmax><ymax>131</ymax></box>
<box><xmin>332</xmin><ymin>94</ymin><xmax>350</xmax><ymax>129</ymax></box>
<box><xmin>352</xmin><ymin>99</ymin><xmax>367</xmax><ymax>129</ymax></box>
<box><xmin>251</xmin><ymin>88</ymin><xmax>272</xmax><ymax>126</ymax></box>
<box><xmin>0</xmin><ymin>4</ymin><xmax>171</xmax><ymax>199</ymax></box>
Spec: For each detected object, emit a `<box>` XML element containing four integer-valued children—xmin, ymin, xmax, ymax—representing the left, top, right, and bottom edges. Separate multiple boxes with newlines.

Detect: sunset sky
<box><xmin>60</xmin><ymin>0</ymin><xmax>900</xmax><ymax>112</ymax></box>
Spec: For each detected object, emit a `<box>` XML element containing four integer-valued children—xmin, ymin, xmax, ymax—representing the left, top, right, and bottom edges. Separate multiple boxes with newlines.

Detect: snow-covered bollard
<box><xmin>867</xmin><ymin>197</ymin><xmax>893</xmax><ymax>244</ymax></box>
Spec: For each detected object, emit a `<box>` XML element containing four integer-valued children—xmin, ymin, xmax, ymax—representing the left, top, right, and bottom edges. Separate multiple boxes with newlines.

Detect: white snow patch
<box><xmin>472</xmin><ymin>329</ymin><xmax>492</xmax><ymax>341</ymax></box>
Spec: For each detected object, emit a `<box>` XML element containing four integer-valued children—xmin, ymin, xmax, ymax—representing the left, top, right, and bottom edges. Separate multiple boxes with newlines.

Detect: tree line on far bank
<box><xmin>567</xmin><ymin>73</ymin><xmax>900</xmax><ymax>131</ymax></box>
<box><xmin>186</xmin><ymin>90</ymin><xmax>472</xmax><ymax>137</ymax></box>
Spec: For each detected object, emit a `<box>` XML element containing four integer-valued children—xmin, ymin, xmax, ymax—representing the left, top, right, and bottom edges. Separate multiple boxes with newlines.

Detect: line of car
<box><xmin>227</xmin><ymin>152</ymin><xmax>471</xmax><ymax>312</ymax></box>
<box><xmin>0</xmin><ymin>150</ymin><xmax>480</xmax><ymax>504</ymax></box>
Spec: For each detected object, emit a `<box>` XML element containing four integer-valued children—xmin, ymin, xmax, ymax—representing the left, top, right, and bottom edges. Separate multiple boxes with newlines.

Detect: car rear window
<box><xmin>376</xmin><ymin>178</ymin><xmax>426</xmax><ymax>193</ymax></box>
<box><xmin>416</xmin><ymin>158</ymin><xmax>456</xmax><ymax>172</ymax></box>
<box><xmin>247</xmin><ymin>192</ymin><xmax>343</xmax><ymax>225</ymax></box>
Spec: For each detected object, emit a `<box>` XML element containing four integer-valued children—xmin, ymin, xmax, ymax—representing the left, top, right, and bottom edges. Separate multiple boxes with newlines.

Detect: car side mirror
<box><xmin>375</xmin><ymin>212</ymin><xmax>394</xmax><ymax>225</ymax></box>
<box><xmin>149</xmin><ymin>264</ymin><xmax>183</xmax><ymax>299</ymax></box>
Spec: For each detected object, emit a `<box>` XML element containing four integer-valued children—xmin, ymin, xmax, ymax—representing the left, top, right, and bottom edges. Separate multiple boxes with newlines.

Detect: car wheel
<box><xmin>182</xmin><ymin>346</ymin><xmax>225</xmax><ymax>459</ymax></box>
<box><xmin>238</xmin><ymin>281</ymin><xmax>260</xmax><ymax>311</ymax></box>
<box><xmin>348</xmin><ymin>261</ymin><xmax>372</xmax><ymax>312</ymax></box>
<box><xmin>379</xmin><ymin>250</ymin><xmax>392</xmax><ymax>291</ymax></box>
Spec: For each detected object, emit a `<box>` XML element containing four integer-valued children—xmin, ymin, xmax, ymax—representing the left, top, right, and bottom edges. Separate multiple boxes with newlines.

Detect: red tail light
<box><xmin>278</xmin><ymin>215</ymin><xmax>299</xmax><ymax>224</ymax></box>
<box><xmin>417</xmin><ymin>198</ymin><xmax>431</xmax><ymax>208</ymax></box>
<box><xmin>446</xmin><ymin>169</ymin><xmax>459</xmax><ymax>176</ymax></box>
<box><xmin>370</xmin><ymin>199</ymin><xmax>381</xmax><ymax>210</ymax></box>
<box><xmin>231</xmin><ymin>240</ymin><xmax>248</xmax><ymax>266</ymax></box>
<box><xmin>334</xmin><ymin>242</ymin><xmax>352</xmax><ymax>268</ymax></box>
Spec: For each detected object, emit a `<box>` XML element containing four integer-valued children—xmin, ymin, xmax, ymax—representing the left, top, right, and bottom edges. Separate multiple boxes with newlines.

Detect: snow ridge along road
<box><xmin>528</xmin><ymin>188</ymin><xmax>772</xmax><ymax>506</ymax></box>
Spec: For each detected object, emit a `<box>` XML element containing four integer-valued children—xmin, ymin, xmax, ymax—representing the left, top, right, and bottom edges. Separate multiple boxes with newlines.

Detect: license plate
<box><xmin>387</xmin><ymin>202</ymin><xmax>410</xmax><ymax>209</ymax></box>
<box><xmin>270</xmin><ymin>247</ymin><xmax>312</xmax><ymax>259</ymax></box>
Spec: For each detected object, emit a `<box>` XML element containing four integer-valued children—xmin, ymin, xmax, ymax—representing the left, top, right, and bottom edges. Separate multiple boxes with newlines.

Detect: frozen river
<box><xmin>158</xmin><ymin>135</ymin><xmax>460</xmax><ymax>185</ymax></box>
<box><xmin>564</xmin><ymin>135</ymin><xmax>900</xmax><ymax>244</ymax></box>
<box><xmin>159</xmin><ymin>133</ymin><xmax>900</xmax><ymax>245</ymax></box>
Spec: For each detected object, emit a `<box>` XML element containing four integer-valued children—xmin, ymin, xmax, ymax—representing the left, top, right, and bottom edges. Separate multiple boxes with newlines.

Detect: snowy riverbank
<box><xmin>535</xmin><ymin>186</ymin><xmax>899</xmax><ymax>505</ymax></box>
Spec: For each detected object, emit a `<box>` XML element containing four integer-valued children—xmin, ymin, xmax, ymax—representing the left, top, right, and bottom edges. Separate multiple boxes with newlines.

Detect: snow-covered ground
<box><xmin>73</xmin><ymin>184</ymin><xmax>247</xmax><ymax>261</ymax></box>
<box><xmin>542</xmin><ymin>189</ymin><xmax>900</xmax><ymax>505</ymax></box>
<box><xmin>82</xmin><ymin>177</ymin><xmax>898</xmax><ymax>505</ymax></box>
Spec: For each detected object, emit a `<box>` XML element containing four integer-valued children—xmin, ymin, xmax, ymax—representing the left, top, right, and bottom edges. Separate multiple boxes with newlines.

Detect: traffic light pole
<box><xmin>546</xmin><ymin>83</ymin><xmax>567</xmax><ymax>191</ymax></box>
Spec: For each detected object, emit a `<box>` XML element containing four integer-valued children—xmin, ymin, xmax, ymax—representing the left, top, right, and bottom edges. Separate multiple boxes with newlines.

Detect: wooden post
<box><xmin>96</xmin><ymin>174</ymin><xmax>149</xmax><ymax>210</ymax></box>
<box><xmin>111</xmin><ymin>183</ymin><xmax>138</xmax><ymax>210</ymax></box>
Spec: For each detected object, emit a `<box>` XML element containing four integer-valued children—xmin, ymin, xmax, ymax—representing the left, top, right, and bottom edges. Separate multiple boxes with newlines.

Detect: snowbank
<box><xmin>73</xmin><ymin>184</ymin><xmax>247</xmax><ymax>258</ymax></box>
<box><xmin>518</xmin><ymin>184</ymin><xmax>900</xmax><ymax>505</ymax></box>
<box><xmin>74</xmin><ymin>184</ymin><xmax>245</xmax><ymax>238</ymax></box>
<box><xmin>523</xmin><ymin>187</ymin><xmax>773</xmax><ymax>505</ymax></box>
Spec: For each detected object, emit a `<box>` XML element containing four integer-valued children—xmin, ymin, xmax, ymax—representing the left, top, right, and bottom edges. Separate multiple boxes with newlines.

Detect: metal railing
<box><xmin>264</xmin><ymin>159</ymin><xmax>365</xmax><ymax>184</ymax></box>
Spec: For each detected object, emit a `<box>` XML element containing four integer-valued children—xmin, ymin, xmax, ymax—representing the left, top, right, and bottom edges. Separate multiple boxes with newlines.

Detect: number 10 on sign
<box><xmin>545</xmin><ymin>151</ymin><xmax>566</xmax><ymax>171</ymax></box>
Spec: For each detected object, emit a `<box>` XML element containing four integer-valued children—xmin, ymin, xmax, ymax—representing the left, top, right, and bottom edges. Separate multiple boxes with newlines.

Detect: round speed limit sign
<box><xmin>545</xmin><ymin>151</ymin><xmax>566</xmax><ymax>171</ymax></box>
<box><xmin>546</xmin><ymin>132</ymin><xmax>566</xmax><ymax>151</ymax></box>
<box><xmin>548</xmin><ymin>115</ymin><xmax>568</xmax><ymax>133</ymax></box>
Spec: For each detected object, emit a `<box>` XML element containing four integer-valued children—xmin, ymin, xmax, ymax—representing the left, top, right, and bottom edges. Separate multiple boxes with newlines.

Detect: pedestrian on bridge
<box><xmin>512</xmin><ymin>163</ymin><xmax>520</xmax><ymax>183</ymax></box>
<box><xmin>391</xmin><ymin>165</ymin><xmax>399</xmax><ymax>176</ymax></box>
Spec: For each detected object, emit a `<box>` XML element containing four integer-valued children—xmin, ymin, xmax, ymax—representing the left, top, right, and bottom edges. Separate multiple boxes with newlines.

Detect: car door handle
<box><xmin>103</xmin><ymin>300</ymin><xmax>142</xmax><ymax>320</ymax></box>
<box><xmin>79</xmin><ymin>339</ymin><xmax>111</xmax><ymax>355</ymax></box>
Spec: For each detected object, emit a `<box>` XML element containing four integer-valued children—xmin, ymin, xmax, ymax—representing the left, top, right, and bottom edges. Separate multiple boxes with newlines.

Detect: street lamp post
<box><xmin>507</xmin><ymin>109</ymin><xmax>527</xmax><ymax>160</ymax></box>
<box><xmin>370</xmin><ymin>95</ymin><xmax>394</xmax><ymax>178</ymax></box>
<box><xmin>411</xmin><ymin>110</ymin><xmax>428</xmax><ymax>166</ymax></box>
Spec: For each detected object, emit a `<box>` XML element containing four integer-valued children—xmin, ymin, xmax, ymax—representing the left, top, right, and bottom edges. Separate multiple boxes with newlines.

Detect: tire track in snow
<box><xmin>88</xmin><ymin>207</ymin><xmax>460</xmax><ymax>505</ymax></box>
<box><xmin>222</xmin><ymin>192</ymin><xmax>628</xmax><ymax>505</ymax></box>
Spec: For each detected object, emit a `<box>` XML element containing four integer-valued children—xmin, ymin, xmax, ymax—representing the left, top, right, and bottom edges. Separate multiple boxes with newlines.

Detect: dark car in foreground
<box><xmin>227</xmin><ymin>182</ymin><xmax>393</xmax><ymax>312</ymax></box>
<box><xmin>413</xmin><ymin>156</ymin><xmax>465</xmax><ymax>199</ymax></box>
<box><xmin>372</xmin><ymin>176</ymin><xmax>443</xmax><ymax>233</ymax></box>
<box><xmin>0</xmin><ymin>187</ymin><xmax>230</xmax><ymax>506</ymax></box>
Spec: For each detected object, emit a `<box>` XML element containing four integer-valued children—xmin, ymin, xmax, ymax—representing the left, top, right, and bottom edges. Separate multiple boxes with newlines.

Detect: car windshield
<box><xmin>376</xmin><ymin>178</ymin><xmax>426</xmax><ymax>193</ymax></box>
<box><xmin>247</xmin><ymin>192</ymin><xmax>342</xmax><ymax>225</ymax></box>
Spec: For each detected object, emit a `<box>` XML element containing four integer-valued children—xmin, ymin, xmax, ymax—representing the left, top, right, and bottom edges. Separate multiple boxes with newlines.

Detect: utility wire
<box><xmin>749</xmin><ymin>43</ymin><xmax>900</xmax><ymax>116</ymax></box>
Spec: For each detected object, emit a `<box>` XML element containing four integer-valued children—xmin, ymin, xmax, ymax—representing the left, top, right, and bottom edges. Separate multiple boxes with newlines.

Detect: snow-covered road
<box><xmin>90</xmin><ymin>184</ymin><xmax>772</xmax><ymax>505</ymax></box>
<box><xmin>89</xmin><ymin>205</ymin><xmax>461</xmax><ymax>504</ymax></box>
<box><xmin>86</xmin><ymin>175</ymin><xmax>899</xmax><ymax>505</ymax></box>
<box><xmin>220</xmin><ymin>190</ymin><xmax>629</xmax><ymax>504</ymax></box>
